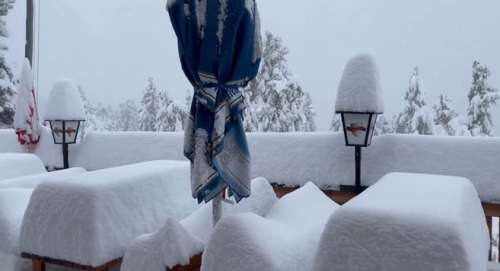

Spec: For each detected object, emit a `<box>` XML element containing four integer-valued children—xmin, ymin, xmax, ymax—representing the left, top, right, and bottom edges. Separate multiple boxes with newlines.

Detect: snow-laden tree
<box><xmin>156</xmin><ymin>90</ymin><xmax>185</xmax><ymax>132</ymax></box>
<box><xmin>466</xmin><ymin>61</ymin><xmax>499</xmax><ymax>136</ymax></box>
<box><xmin>374</xmin><ymin>115</ymin><xmax>395</xmax><ymax>136</ymax></box>
<box><xmin>139</xmin><ymin>78</ymin><xmax>160</xmax><ymax>132</ymax></box>
<box><xmin>78</xmin><ymin>88</ymin><xmax>116</xmax><ymax>136</ymax></box>
<box><xmin>330</xmin><ymin>113</ymin><xmax>342</xmax><ymax>132</ymax></box>
<box><xmin>396</xmin><ymin>67</ymin><xmax>433</xmax><ymax>135</ymax></box>
<box><xmin>243</xmin><ymin>31</ymin><xmax>315</xmax><ymax>132</ymax></box>
<box><xmin>432</xmin><ymin>94</ymin><xmax>470</xmax><ymax>136</ymax></box>
<box><xmin>113</xmin><ymin>100</ymin><xmax>140</xmax><ymax>131</ymax></box>
<box><xmin>0</xmin><ymin>0</ymin><xmax>16</xmax><ymax>128</ymax></box>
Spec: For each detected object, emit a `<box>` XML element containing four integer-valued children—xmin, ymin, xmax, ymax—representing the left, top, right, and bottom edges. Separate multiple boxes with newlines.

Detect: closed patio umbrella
<box><xmin>168</xmin><ymin>0</ymin><xmax>262</xmax><ymax>224</ymax></box>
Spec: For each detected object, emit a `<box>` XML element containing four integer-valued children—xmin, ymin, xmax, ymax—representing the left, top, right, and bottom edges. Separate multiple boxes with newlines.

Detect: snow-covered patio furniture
<box><xmin>19</xmin><ymin>160</ymin><xmax>198</xmax><ymax>271</ymax></box>
<box><xmin>314</xmin><ymin>172</ymin><xmax>489</xmax><ymax>271</ymax></box>
<box><xmin>0</xmin><ymin>168</ymin><xmax>87</xmax><ymax>271</ymax></box>
<box><xmin>201</xmin><ymin>182</ymin><xmax>339</xmax><ymax>271</ymax></box>
<box><xmin>0</xmin><ymin>153</ymin><xmax>46</xmax><ymax>181</ymax></box>
<box><xmin>120</xmin><ymin>177</ymin><xmax>278</xmax><ymax>271</ymax></box>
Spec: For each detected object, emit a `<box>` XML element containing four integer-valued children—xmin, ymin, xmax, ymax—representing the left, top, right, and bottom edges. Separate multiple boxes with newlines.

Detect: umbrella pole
<box><xmin>212</xmin><ymin>191</ymin><xmax>223</xmax><ymax>226</ymax></box>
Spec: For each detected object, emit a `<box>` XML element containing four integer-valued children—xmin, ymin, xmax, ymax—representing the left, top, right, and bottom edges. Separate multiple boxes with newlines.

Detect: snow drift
<box><xmin>201</xmin><ymin>182</ymin><xmax>338</xmax><ymax>271</ymax></box>
<box><xmin>0</xmin><ymin>153</ymin><xmax>46</xmax><ymax>181</ymax></box>
<box><xmin>19</xmin><ymin>160</ymin><xmax>198</xmax><ymax>267</ymax></box>
<box><xmin>314</xmin><ymin>172</ymin><xmax>489</xmax><ymax>271</ymax></box>
<box><xmin>121</xmin><ymin>177</ymin><xmax>278</xmax><ymax>271</ymax></box>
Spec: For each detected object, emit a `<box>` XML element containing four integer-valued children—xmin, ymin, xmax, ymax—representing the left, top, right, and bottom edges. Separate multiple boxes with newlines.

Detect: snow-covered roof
<box><xmin>44</xmin><ymin>80</ymin><xmax>86</xmax><ymax>121</ymax></box>
<box><xmin>335</xmin><ymin>54</ymin><xmax>384</xmax><ymax>113</ymax></box>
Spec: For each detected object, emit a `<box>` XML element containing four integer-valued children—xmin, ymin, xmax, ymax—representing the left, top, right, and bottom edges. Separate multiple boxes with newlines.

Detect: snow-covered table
<box><xmin>0</xmin><ymin>153</ymin><xmax>46</xmax><ymax>181</ymax></box>
<box><xmin>19</xmin><ymin>160</ymin><xmax>198</xmax><ymax>270</ymax></box>
<box><xmin>314</xmin><ymin>172</ymin><xmax>490</xmax><ymax>271</ymax></box>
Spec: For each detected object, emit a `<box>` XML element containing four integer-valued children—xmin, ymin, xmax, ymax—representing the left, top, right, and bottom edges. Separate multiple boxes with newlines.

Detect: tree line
<box><xmin>331</xmin><ymin>63</ymin><xmax>499</xmax><ymax>137</ymax></box>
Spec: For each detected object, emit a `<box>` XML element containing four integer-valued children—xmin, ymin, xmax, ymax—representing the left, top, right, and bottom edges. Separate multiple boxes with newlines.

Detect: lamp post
<box><xmin>335</xmin><ymin>54</ymin><xmax>384</xmax><ymax>195</ymax></box>
<box><xmin>44</xmin><ymin>80</ymin><xmax>86</xmax><ymax>169</ymax></box>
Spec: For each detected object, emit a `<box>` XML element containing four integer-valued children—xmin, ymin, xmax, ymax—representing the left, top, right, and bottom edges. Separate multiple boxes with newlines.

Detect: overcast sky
<box><xmin>7</xmin><ymin>0</ymin><xmax>500</xmax><ymax>133</ymax></box>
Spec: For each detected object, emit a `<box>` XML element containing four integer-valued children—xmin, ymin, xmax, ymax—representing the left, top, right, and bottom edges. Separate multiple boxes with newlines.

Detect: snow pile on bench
<box><xmin>121</xmin><ymin>177</ymin><xmax>278</xmax><ymax>271</ymax></box>
<box><xmin>202</xmin><ymin>182</ymin><xmax>339</xmax><ymax>271</ymax></box>
<box><xmin>0</xmin><ymin>168</ymin><xmax>86</xmax><ymax>189</ymax></box>
<box><xmin>314</xmin><ymin>172</ymin><xmax>489</xmax><ymax>271</ymax></box>
<box><xmin>19</xmin><ymin>160</ymin><xmax>198</xmax><ymax>267</ymax></box>
<box><xmin>0</xmin><ymin>153</ymin><xmax>46</xmax><ymax>181</ymax></box>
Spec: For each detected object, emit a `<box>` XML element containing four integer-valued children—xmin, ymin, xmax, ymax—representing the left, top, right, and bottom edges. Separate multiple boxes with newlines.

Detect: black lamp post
<box><xmin>47</xmin><ymin>120</ymin><xmax>83</xmax><ymax>169</ymax></box>
<box><xmin>44</xmin><ymin>80</ymin><xmax>87</xmax><ymax>169</ymax></box>
<box><xmin>338</xmin><ymin>111</ymin><xmax>379</xmax><ymax>194</ymax></box>
<box><xmin>335</xmin><ymin>54</ymin><xmax>384</xmax><ymax>195</ymax></box>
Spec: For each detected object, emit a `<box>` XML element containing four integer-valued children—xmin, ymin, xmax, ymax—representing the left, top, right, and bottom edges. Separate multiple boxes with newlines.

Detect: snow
<box><xmin>43</xmin><ymin>80</ymin><xmax>86</xmax><ymax>121</ymax></box>
<box><xmin>0</xmin><ymin>188</ymin><xmax>32</xmax><ymax>254</ymax></box>
<box><xmin>0</xmin><ymin>168</ymin><xmax>86</xmax><ymax>189</ymax></box>
<box><xmin>121</xmin><ymin>218</ymin><xmax>204</xmax><ymax>271</ymax></box>
<box><xmin>314</xmin><ymin>172</ymin><xmax>489</xmax><ymax>271</ymax></box>
<box><xmin>19</xmin><ymin>160</ymin><xmax>198</xmax><ymax>267</ymax></box>
<box><xmin>202</xmin><ymin>182</ymin><xmax>338</xmax><ymax>271</ymax></box>
<box><xmin>121</xmin><ymin>177</ymin><xmax>277</xmax><ymax>271</ymax></box>
<box><xmin>0</xmin><ymin>153</ymin><xmax>46</xmax><ymax>181</ymax></box>
<box><xmin>335</xmin><ymin>54</ymin><xmax>384</xmax><ymax>113</ymax></box>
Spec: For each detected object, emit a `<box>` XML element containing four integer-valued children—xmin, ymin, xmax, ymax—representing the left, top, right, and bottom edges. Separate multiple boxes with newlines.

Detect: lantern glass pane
<box><xmin>367</xmin><ymin>114</ymin><xmax>377</xmax><ymax>146</ymax></box>
<box><xmin>65</xmin><ymin>121</ymin><xmax>80</xmax><ymax>143</ymax></box>
<box><xmin>343</xmin><ymin>113</ymin><xmax>371</xmax><ymax>146</ymax></box>
<box><xmin>50</xmin><ymin>120</ymin><xmax>65</xmax><ymax>144</ymax></box>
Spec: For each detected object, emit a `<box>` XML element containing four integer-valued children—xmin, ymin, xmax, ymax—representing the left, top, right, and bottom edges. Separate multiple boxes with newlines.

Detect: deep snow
<box><xmin>0</xmin><ymin>153</ymin><xmax>46</xmax><ymax>180</ymax></box>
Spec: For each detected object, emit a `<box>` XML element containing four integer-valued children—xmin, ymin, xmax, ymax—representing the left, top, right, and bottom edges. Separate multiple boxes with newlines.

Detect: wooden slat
<box><xmin>32</xmin><ymin>259</ymin><xmax>45</xmax><ymax>271</ymax></box>
<box><xmin>169</xmin><ymin>254</ymin><xmax>202</xmax><ymax>271</ymax></box>
<box><xmin>21</xmin><ymin>253</ymin><xmax>121</xmax><ymax>271</ymax></box>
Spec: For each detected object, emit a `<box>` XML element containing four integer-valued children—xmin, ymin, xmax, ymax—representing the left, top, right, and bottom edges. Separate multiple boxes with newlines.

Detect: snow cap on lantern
<box><xmin>335</xmin><ymin>54</ymin><xmax>383</xmax><ymax>147</ymax></box>
<box><xmin>44</xmin><ymin>80</ymin><xmax>86</xmax><ymax>121</ymax></box>
<box><xmin>335</xmin><ymin>54</ymin><xmax>384</xmax><ymax>114</ymax></box>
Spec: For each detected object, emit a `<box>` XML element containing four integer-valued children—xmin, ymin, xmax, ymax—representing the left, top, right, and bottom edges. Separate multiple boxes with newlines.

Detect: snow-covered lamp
<box><xmin>335</xmin><ymin>54</ymin><xmax>384</xmax><ymax>194</ymax></box>
<box><xmin>44</xmin><ymin>80</ymin><xmax>86</xmax><ymax>169</ymax></box>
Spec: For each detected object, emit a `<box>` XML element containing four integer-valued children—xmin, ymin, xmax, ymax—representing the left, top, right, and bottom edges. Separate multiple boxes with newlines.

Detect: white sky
<box><xmin>6</xmin><ymin>0</ymin><xmax>500</xmax><ymax>134</ymax></box>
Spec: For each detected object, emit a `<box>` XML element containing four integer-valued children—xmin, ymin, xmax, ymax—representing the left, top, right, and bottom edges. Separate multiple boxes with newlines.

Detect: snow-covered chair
<box><xmin>0</xmin><ymin>153</ymin><xmax>46</xmax><ymax>181</ymax></box>
<box><xmin>120</xmin><ymin>177</ymin><xmax>278</xmax><ymax>271</ymax></box>
<box><xmin>314</xmin><ymin>172</ymin><xmax>489</xmax><ymax>271</ymax></box>
<box><xmin>19</xmin><ymin>160</ymin><xmax>198</xmax><ymax>271</ymax></box>
<box><xmin>200</xmin><ymin>182</ymin><xmax>339</xmax><ymax>271</ymax></box>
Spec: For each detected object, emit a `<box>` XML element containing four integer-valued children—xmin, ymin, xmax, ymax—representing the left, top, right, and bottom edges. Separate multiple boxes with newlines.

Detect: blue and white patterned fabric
<box><xmin>168</xmin><ymin>0</ymin><xmax>262</xmax><ymax>203</ymax></box>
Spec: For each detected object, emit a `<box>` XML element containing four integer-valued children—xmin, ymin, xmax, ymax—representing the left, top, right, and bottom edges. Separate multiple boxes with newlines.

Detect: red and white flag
<box><xmin>14</xmin><ymin>58</ymin><xmax>40</xmax><ymax>149</ymax></box>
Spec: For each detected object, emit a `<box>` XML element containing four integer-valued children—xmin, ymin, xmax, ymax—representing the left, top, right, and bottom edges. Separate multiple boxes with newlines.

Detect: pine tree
<box><xmin>374</xmin><ymin>115</ymin><xmax>395</xmax><ymax>136</ymax></box>
<box><xmin>466</xmin><ymin>61</ymin><xmax>499</xmax><ymax>136</ymax></box>
<box><xmin>0</xmin><ymin>0</ymin><xmax>16</xmax><ymax>128</ymax></box>
<box><xmin>139</xmin><ymin>78</ymin><xmax>160</xmax><ymax>131</ymax></box>
<box><xmin>156</xmin><ymin>90</ymin><xmax>185</xmax><ymax>132</ymax></box>
<box><xmin>243</xmin><ymin>31</ymin><xmax>315</xmax><ymax>132</ymax></box>
<box><xmin>114</xmin><ymin>100</ymin><xmax>140</xmax><ymax>131</ymax></box>
<box><xmin>433</xmin><ymin>94</ymin><xmax>460</xmax><ymax>136</ymax></box>
<box><xmin>396</xmin><ymin>66</ymin><xmax>433</xmax><ymax>135</ymax></box>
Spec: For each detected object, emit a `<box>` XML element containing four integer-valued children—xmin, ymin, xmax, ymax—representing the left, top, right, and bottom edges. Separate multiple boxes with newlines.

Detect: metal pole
<box><xmin>212</xmin><ymin>192</ymin><xmax>223</xmax><ymax>226</ymax></box>
<box><xmin>25</xmin><ymin>0</ymin><xmax>34</xmax><ymax>63</ymax></box>
<box><xmin>62</xmin><ymin>121</ymin><xmax>69</xmax><ymax>169</ymax></box>
<box><xmin>355</xmin><ymin>146</ymin><xmax>362</xmax><ymax>194</ymax></box>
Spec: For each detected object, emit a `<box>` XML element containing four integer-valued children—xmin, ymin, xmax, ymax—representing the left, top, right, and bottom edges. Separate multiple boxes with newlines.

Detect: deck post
<box><xmin>32</xmin><ymin>259</ymin><xmax>45</xmax><ymax>271</ymax></box>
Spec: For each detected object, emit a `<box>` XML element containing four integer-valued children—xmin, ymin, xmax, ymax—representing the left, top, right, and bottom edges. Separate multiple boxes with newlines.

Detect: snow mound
<box><xmin>44</xmin><ymin>80</ymin><xmax>86</xmax><ymax>121</ymax></box>
<box><xmin>121</xmin><ymin>218</ymin><xmax>204</xmax><ymax>271</ymax></box>
<box><xmin>19</xmin><ymin>160</ymin><xmax>198</xmax><ymax>267</ymax></box>
<box><xmin>335</xmin><ymin>54</ymin><xmax>384</xmax><ymax>113</ymax></box>
<box><xmin>202</xmin><ymin>182</ymin><xmax>339</xmax><ymax>271</ymax></box>
<box><xmin>0</xmin><ymin>188</ymin><xmax>33</xmax><ymax>254</ymax></box>
<box><xmin>0</xmin><ymin>168</ymin><xmax>86</xmax><ymax>189</ymax></box>
<box><xmin>121</xmin><ymin>177</ymin><xmax>277</xmax><ymax>271</ymax></box>
<box><xmin>0</xmin><ymin>153</ymin><xmax>46</xmax><ymax>181</ymax></box>
<box><xmin>314</xmin><ymin>172</ymin><xmax>489</xmax><ymax>271</ymax></box>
